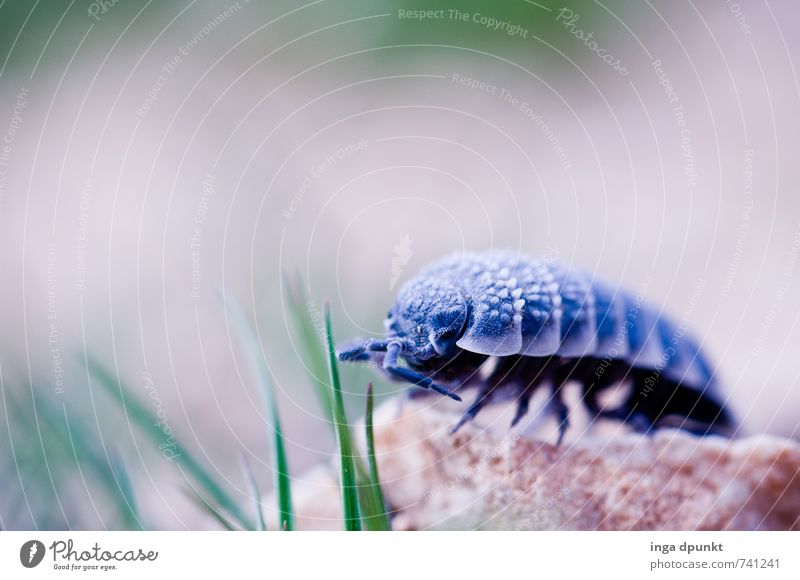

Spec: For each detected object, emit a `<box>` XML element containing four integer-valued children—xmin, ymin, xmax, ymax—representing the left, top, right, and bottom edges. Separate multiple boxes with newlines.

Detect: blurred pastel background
<box><xmin>0</xmin><ymin>0</ymin><xmax>798</xmax><ymax>529</ymax></box>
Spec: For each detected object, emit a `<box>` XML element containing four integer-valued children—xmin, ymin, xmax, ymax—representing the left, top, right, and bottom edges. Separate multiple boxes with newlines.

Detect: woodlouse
<box><xmin>338</xmin><ymin>250</ymin><xmax>735</xmax><ymax>440</ymax></box>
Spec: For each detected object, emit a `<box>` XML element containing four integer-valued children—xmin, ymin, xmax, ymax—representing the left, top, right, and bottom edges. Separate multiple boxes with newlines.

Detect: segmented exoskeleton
<box><xmin>338</xmin><ymin>250</ymin><xmax>735</xmax><ymax>440</ymax></box>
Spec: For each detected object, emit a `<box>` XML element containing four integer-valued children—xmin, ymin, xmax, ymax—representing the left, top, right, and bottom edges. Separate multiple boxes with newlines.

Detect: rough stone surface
<box><xmin>288</xmin><ymin>399</ymin><xmax>800</xmax><ymax>530</ymax></box>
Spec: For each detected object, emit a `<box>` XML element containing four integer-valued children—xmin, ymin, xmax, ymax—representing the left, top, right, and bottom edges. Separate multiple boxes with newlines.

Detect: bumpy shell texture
<box><xmin>394</xmin><ymin>250</ymin><xmax>713</xmax><ymax>389</ymax></box>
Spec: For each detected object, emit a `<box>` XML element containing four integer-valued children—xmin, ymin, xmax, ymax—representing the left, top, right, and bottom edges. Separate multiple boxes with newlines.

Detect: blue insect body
<box><xmin>338</xmin><ymin>250</ymin><xmax>734</xmax><ymax>439</ymax></box>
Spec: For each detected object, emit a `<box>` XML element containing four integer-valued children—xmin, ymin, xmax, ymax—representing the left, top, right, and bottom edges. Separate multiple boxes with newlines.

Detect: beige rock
<box><xmin>290</xmin><ymin>398</ymin><xmax>800</xmax><ymax>530</ymax></box>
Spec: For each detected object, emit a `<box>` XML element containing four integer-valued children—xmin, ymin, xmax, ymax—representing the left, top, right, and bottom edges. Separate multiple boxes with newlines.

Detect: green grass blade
<box><xmin>286</xmin><ymin>275</ymin><xmax>373</xmax><ymax>488</ymax></box>
<box><xmin>239</xmin><ymin>454</ymin><xmax>267</xmax><ymax>531</ymax></box>
<box><xmin>183</xmin><ymin>488</ymin><xmax>240</xmax><ymax>531</ymax></box>
<box><xmin>362</xmin><ymin>383</ymin><xmax>391</xmax><ymax>531</ymax></box>
<box><xmin>108</xmin><ymin>453</ymin><xmax>143</xmax><ymax>530</ymax></box>
<box><xmin>23</xmin><ymin>385</ymin><xmax>144</xmax><ymax>530</ymax></box>
<box><xmin>3</xmin><ymin>387</ymin><xmax>78</xmax><ymax>528</ymax></box>
<box><xmin>286</xmin><ymin>278</ymin><xmax>384</xmax><ymax>528</ymax></box>
<box><xmin>285</xmin><ymin>273</ymin><xmax>333</xmax><ymax>420</ymax></box>
<box><xmin>323</xmin><ymin>301</ymin><xmax>361</xmax><ymax>531</ymax></box>
<box><xmin>85</xmin><ymin>358</ymin><xmax>253</xmax><ymax>530</ymax></box>
<box><xmin>220</xmin><ymin>291</ymin><xmax>294</xmax><ymax>531</ymax></box>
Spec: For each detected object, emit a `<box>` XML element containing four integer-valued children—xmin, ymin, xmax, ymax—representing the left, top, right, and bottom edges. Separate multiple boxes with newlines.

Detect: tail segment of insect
<box><xmin>338</xmin><ymin>250</ymin><xmax>736</xmax><ymax>441</ymax></box>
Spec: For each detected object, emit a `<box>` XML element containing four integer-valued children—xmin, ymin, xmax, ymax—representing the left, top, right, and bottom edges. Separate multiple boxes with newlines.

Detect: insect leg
<box><xmin>630</xmin><ymin>371</ymin><xmax>735</xmax><ymax>436</ymax></box>
<box><xmin>337</xmin><ymin>339</ymin><xmax>392</xmax><ymax>362</ymax></box>
<box><xmin>582</xmin><ymin>384</ymin><xmax>602</xmax><ymax>417</ymax></box>
<box><xmin>510</xmin><ymin>387</ymin><xmax>532</xmax><ymax>427</ymax></box>
<box><xmin>384</xmin><ymin>366</ymin><xmax>462</xmax><ymax>401</ymax></box>
<box><xmin>336</xmin><ymin>338</ymin><xmax>399</xmax><ymax>362</ymax></box>
<box><xmin>450</xmin><ymin>384</ymin><xmax>494</xmax><ymax>434</ymax></box>
<box><xmin>597</xmin><ymin>403</ymin><xmax>653</xmax><ymax>434</ymax></box>
<box><xmin>598</xmin><ymin>372</ymin><xmax>654</xmax><ymax>434</ymax></box>
<box><xmin>550</xmin><ymin>385</ymin><xmax>570</xmax><ymax>446</ymax></box>
<box><xmin>578</xmin><ymin>358</ymin><xmax>630</xmax><ymax>417</ymax></box>
<box><xmin>550</xmin><ymin>359</ymin><xmax>592</xmax><ymax>446</ymax></box>
<box><xmin>507</xmin><ymin>357</ymin><xmax>551</xmax><ymax>428</ymax></box>
<box><xmin>382</xmin><ymin>343</ymin><xmax>462</xmax><ymax>401</ymax></box>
